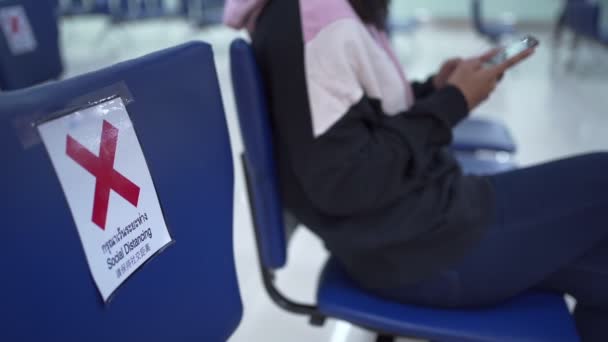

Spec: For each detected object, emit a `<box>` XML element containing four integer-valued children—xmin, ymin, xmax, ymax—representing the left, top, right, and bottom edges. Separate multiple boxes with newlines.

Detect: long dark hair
<box><xmin>348</xmin><ymin>0</ymin><xmax>391</xmax><ymax>30</ymax></box>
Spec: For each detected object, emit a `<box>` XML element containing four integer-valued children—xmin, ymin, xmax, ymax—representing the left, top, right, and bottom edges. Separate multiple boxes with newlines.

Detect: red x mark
<box><xmin>66</xmin><ymin>120</ymin><xmax>140</xmax><ymax>230</ymax></box>
<box><xmin>10</xmin><ymin>16</ymin><xmax>19</xmax><ymax>34</ymax></box>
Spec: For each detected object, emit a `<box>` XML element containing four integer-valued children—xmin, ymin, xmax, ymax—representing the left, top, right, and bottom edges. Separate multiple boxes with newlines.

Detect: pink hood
<box><xmin>223</xmin><ymin>0</ymin><xmax>269</xmax><ymax>32</ymax></box>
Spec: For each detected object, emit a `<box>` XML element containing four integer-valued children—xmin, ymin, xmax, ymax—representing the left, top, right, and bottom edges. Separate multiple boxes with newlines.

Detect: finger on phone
<box><xmin>493</xmin><ymin>48</ymin><xmax>535</xmax><ymax>74</ymax></box>
<box><xmin>467</xmin><ymin>58</ymin><xmax>484</xmax><ymax>70</ymax></box>
<box><xmin>448</xmin><ymin>58</ymin><xmax>463</xmax><ymax>68</ymax></box>
<box><xmin>478</xmin><ymin>48</ymin><xmax>501</xmax><ymax>62</ymax></box>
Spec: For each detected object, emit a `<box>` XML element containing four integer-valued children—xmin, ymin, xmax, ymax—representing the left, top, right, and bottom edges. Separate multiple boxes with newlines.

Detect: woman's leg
<box><xmin>384</xmin><ymin>153</ymin><xmax>608</xmax><ymax>340</ymax></box>
<box><xmin>536</xmin><ymin>238</ymin><xmax>608</xmax><ymax>342</ymax></box>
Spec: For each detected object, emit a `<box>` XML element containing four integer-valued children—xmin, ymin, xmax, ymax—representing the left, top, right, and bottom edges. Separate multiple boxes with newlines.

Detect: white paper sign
<box><xmin>38</xmin><ymin>97</ymin><xmax>173</xmax><ymax>302</ymax></box>
<box><xmin>0</xmin><ymin>6</ymin><xmax>37</xmax><ymax>55</ymax></box>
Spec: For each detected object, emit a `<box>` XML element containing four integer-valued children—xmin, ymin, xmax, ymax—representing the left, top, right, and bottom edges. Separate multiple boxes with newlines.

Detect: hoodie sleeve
<box><xmin>295</xmin><ymin>19</ymin><xmax>469</xmax><ymax>217</ymax></box>
<box><xmin>411</xmin><ymin>76</ymin><xmax>437</xmax><ymax>100</ymax></box>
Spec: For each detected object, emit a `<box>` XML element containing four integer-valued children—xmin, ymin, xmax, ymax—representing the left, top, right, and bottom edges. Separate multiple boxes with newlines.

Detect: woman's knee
<box><xmin>548</xmin><ymin>152</ymin><xmax>608</xmax><ymax>188</ymax></box>
<box><xmin>578</xmin><ymin>152</ymin><xmax>608</xmax><ymax>166</ymax></box>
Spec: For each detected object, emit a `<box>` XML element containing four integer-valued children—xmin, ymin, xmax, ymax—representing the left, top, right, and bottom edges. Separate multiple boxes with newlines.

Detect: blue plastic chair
<box><xmin>0</xmin><ymin>42</ymin><xmax>242</xmax><ymax>341</ymax></box>
<box><xmin>562</xmin><ymin>0</ymin><xmax>608</xmax><ymax>44</ymax></box>
<box><xmin>184</xmin><ymin>0</ymin><xmax>224</xmax><ymax>28</ymax></box>
<box><xmin>0</xmin><ymin>0</ymin><xmax>63</xmax><ymax>90</ymax></box>
<box><xmin>59</xmin><ymin>0</ymin><xmax>111</xmax><ymax>16</ymax></box>
<box><xmin>387</xmin><ymin>17</ymin><xmax>420</xmax><ymax>35</ymax></box>
<box><xmin>471</xmin><ymin>0</ymin><xmax>516</xmax><ymax>43</ymax></box>
<box><xmin>563</xmin><ymin>0</ymin><xmax>599</xmax><ymax>38</ymax></box>
<box><xmin>109</xmin><ymin>0</ymin><xmax>169</xmax><ymax>22</ymax></box>
<box><xmin>230</xmin><ymin>38</ymin><xmax>579</xmax><ymax>342</ymax></box>
<box><xmin>453</xmin><ymin>118</ymin><xmax>516</xmax><ymax>153</ymax></box>
<box><xmin>454</xmin><ymin>153</ymin><xmax>514</xmax><ymax>175</ymax></box>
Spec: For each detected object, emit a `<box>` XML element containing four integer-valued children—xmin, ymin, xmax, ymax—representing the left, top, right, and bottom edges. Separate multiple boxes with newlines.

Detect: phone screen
<box><xmin>487</xmin><ymin>35</ymin><xmax>539</xmax><ymax>66</ymax></box>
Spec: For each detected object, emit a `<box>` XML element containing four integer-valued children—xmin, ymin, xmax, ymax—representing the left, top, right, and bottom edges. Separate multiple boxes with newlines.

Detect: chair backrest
<box><xmin>564</xmin><ymin>0</ymin><xmax>601</xmax><ymax>38</ymax></box>
<box><xmin>191</xmin><ymin>0</ymin><xmax>225</xmax><ymax>25</ymax></box>
<box><xmin>59</xmin><ymin>0</ymin><xmax>111</xmax><ymax>16</ymax></box>
<box><xmin>110</xmin><ymin>0</ymin><xmax>166</xmax><ymax>21</ymax></box>
<box><xmin>229</xmin><ymin>38</ymin><xmax>288</xmax><ymax>270</ymax></box>
<box><xmin>0</xmin><ymin>0</ymin><xmax>63</xmax><ymax>90</ymax></box>
<box><xmin>0</xmin><ymin>42</ymin><xmax>242</xmax><ymax>341</ymax></box>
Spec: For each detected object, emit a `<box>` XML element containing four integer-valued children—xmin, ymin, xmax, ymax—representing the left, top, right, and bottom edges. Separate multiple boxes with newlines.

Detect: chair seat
<box><xmin>454</xmin><ymin>152</ymin><xmax>515</xmax><ymax>175</ymax></box>
<box><xmin>484</xmin><ymin>22</ymin><xmax>516</xmax><ymax>35</ymax></box>
<box><xmin>452</xmin><ymin>118</ymin><xmax>517</xmax><ymax>153</ymax></box>
<box><xmin>192</xmin><ymin>9</ymin><xmax>224</xmax><ymax>27</ymax></box>
<box><xmin>479</xmin><ymin>22</ymin><xmax>516</xmax><ymax>41</ymax></box>
<box><xmin>317</xmin><ymin>260</ymin><xmax>579</xmax><ymax>342</ymax></box>
<box><xmin>387</xmin><ymin>18</ymin><xmax>420</xmax><ymax>34</ymax></box>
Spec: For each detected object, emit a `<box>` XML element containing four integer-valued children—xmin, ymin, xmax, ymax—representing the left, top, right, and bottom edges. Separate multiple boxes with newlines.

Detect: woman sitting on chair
<box><xmin>225</xmin><ymin>1</ymin><xmax>608</xmax><ymax>340</ymax></box>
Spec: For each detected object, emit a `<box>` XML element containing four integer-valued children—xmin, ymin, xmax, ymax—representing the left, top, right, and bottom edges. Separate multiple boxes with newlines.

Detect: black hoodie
<box><xmin>252</xmin><ymin>0</ymin><xmax>493</xmax><ymax>290</ymax></box>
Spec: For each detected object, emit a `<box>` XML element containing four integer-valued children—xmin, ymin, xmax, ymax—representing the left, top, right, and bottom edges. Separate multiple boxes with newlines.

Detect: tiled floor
<box><xmin>61</xmin><ymin>17</ymin><xmax>608</xmax><ymax>342</ymax></box>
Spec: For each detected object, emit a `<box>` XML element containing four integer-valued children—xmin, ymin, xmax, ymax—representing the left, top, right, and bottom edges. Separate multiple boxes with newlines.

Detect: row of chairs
<box><xmin>0</xmin><ymin>0</ymin><xmax>529</xmax><ymax>92</ymax></box>
<box><xmin>0</xmin><ymin>38</ymin><xmax>581</xmax><ymax>341</ymax></box>
<box><xmin>57</xmin><ymin>0</ymin><xmax>111</xmax><ymax>16</ymax></box>
<box><xmin>473</xmin><ymin>0</ymin><xmax>608</xmax><ymax>48</ymax></box>
<box><xmin>58</xmin><ymin>0</ymin><xmax>225</xmax><ymax>26</ymax></box>
<box><xmin>0</xmin><ymin>0</ymin><xmax>226</xmax><ymax>91</ymax></box>
<box><xmin>556</xmin><ymin>0</ymin><xmax>608</xmax><ymax>46</ymax></box>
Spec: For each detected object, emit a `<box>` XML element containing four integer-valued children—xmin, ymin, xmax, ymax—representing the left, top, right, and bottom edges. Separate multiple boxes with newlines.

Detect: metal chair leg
<box><xmin>567</xmin><ymin>34</ymin><xmax>581</xmax><ymax>71</ymax></box>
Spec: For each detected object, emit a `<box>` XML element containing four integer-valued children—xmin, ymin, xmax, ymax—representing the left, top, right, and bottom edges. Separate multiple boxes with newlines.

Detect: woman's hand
<box><xmin>446</xmin><ymin>48</ymin><xmax>534</xmax><ymax>110</ymax></box>
<box><xmin>433</xmin><ymin>58</ymin><xmax>463</xmax><ymax>89</ymax></box>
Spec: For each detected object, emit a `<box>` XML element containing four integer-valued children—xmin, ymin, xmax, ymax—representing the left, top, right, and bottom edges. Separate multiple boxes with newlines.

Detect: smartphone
<box><xmin>485</xmin><ymin>35</ymin><xmax>539</xmax><ymax>66</ymax></box>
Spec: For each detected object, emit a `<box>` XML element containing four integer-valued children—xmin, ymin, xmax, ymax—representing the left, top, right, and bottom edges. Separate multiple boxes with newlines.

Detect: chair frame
<box><xmin>241</xmin><ymin>155</ymin><xmax>325</xmax><ymax>323</ymax></box>
<box><xmin>241</xmin><ymin>154</ymin><xmax>400</xmax><ymax>342</ymax></box>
